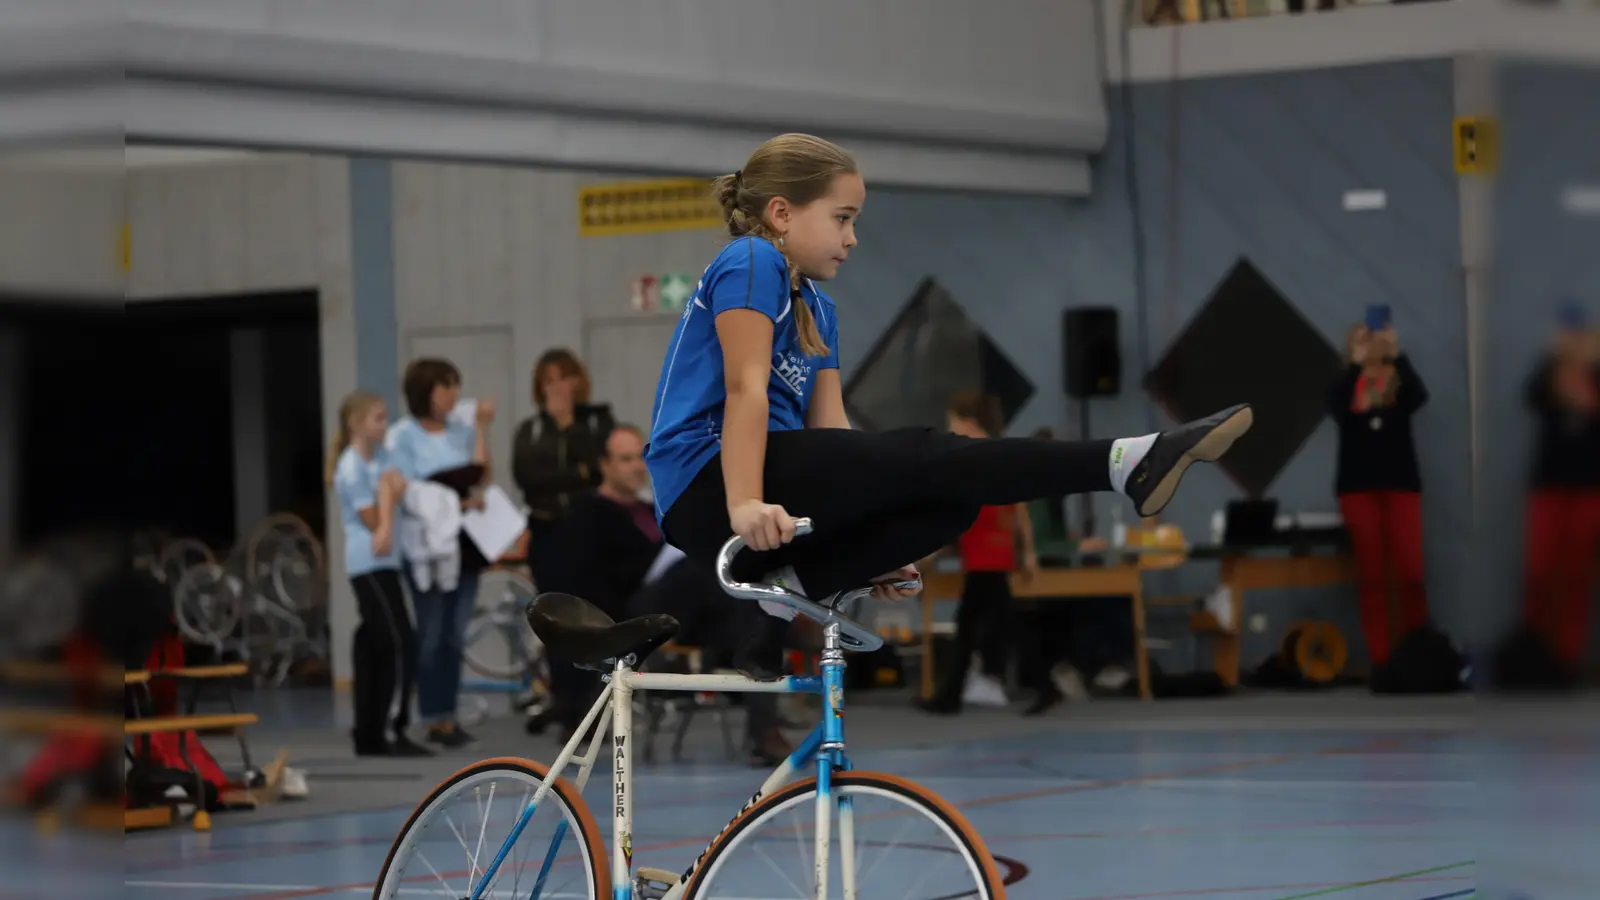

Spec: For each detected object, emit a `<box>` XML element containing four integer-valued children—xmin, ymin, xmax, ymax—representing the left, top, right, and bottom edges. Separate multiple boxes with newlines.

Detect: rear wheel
<box><xmin>682</xmin><ymin>770</ymin><xmax>1005</xmax><ymax>899</ymax></box>
<box><xmin>372</xmin><ymin>757</ymin><xmax>608</xmax><ymax>900</ymax></box>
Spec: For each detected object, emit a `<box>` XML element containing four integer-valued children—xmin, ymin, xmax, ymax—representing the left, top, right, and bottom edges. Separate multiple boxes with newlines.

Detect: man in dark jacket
<box><xmin>559</xmin><ymin>425</ymin><xmax>789</xmax><ymax>764</ymax></box>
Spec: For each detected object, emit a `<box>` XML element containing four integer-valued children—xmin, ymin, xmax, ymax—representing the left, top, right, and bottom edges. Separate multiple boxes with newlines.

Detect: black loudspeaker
<box><xmin>1062</xmin><ymin>307</ymin><xmax>1121</xmax><ymax>398</ymax></box>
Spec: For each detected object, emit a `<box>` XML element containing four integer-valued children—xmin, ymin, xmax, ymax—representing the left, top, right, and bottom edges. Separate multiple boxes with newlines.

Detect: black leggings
<box><xmin>662</xmin><ymin>427</ymin><xmax>1114</xmax><ymax>598</ymax></box>
<box><xmin>350</xmin><ymin>569</ymin><xmax>418</xmax><ymax>743</ymax></box>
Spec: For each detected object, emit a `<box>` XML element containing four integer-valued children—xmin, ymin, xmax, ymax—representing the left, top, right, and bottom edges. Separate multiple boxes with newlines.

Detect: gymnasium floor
<box><xmin>92</xmin><ymin>692</ymin><xmax>1600</xmax><ymax>897</ymax></box>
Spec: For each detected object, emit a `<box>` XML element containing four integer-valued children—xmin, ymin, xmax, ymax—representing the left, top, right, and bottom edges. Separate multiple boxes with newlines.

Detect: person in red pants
<box><xmin>1328</xmin><ymin>319</ymin><xmax>1430</xmax><ymax>668</ymax></box>
<box><xmin>1522</xmin><ymin>309</ymin><xmax>1600</xmax><ymax>668</ymax></box>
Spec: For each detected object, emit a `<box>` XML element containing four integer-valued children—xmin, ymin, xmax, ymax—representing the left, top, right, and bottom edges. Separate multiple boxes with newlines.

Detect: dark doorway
<box><xmin>18</xmin><ymin>291</ymin><xmax>323</xmax><ymax>550</ymax></box>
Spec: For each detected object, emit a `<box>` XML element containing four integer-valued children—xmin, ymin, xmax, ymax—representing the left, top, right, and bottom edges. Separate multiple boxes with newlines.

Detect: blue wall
<box><xmin>833</xmin><ymin>60</ymin><xmax>1471</xmax><ymax>668</ymax></box>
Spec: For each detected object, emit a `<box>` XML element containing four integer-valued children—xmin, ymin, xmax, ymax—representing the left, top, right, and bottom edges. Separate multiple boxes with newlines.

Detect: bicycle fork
<box><xmin>817</xmin><ymin>622</ymin><xmax>856</xmax><ymax>900</ymax></box>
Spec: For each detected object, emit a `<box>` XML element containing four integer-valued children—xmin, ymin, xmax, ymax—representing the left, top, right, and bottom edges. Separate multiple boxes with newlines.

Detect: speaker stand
<box><xmin>1076</xmin><ymin>399</ymin><xmax>1097</xmax><ymax>539</ymax></box>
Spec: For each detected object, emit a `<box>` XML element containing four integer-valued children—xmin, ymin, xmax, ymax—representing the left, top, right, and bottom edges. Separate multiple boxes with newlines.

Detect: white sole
<box><xmin>1137</xmin><ymin>406</ymin><xmax>1254</xmax><ymax>517</ymax></box>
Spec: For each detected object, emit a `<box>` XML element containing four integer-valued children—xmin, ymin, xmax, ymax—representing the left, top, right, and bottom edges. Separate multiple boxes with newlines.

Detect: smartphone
<box><xmin>1364</xmin><ymin>304</ymin><xmax>1391</xmax><ymax>331</ymax></box>
<box><xmin>1558</xmin><ymin>301</ymin><xmax>1585</xmax><ymax>329</ymax></box>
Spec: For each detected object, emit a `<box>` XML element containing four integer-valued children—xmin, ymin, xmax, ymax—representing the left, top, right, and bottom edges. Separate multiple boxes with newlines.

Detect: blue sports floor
<box><xmin>43</xmin><ymin>692</ymin><xmax>1600</xmax><ymax>898</ymax></box>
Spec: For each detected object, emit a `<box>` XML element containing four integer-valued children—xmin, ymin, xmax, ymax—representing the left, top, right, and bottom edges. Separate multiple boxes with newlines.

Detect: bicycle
<box><xmin>373</xmin><ymin>518</ymin><xmax>1006</xmax><ymax>899</ymax></box>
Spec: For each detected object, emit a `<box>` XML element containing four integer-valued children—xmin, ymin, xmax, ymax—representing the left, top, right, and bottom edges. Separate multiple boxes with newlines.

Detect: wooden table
<box><xmin>918</xmin><ymin>564</ymin><xmax>1151</xmax><ymax>701</ymax></box>
<box><xmin>1210</xmin><ymin>553</ymin><xmax>1356</xmax><ymax>686</ymax></box>
<box><xmin>915</xmin><ymin>548</ymin><xmax>1356</xmax><ymax>702</ymax></box>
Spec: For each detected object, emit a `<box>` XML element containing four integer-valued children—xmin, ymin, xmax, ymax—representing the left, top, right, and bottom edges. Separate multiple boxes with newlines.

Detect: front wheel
<box><xmin>371</xmin><ymin>757</ymin><xmax>609</xmax><ymax>900</ymax></box>
<box><xmin>682</xmin><ymin>770</ymin><xmax>1006</xmax><ymax>899</ymax></box>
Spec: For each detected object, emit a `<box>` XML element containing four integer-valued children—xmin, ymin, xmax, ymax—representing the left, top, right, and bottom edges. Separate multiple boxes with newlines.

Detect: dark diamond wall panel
<box><xmin>1145</xmin><ymin>260</ymin><xmax>1342</xmax><ymax>497</ymax></box>
<box><xmin>843</xmin><ymin>277</ymin><xmax>1034</xmax><ymax>432</ymax></box>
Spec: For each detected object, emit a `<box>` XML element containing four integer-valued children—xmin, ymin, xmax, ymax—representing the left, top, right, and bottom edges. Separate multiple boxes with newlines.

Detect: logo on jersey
<box><xmin>772</xmin><ymin>352</ymin><xmax>811</xmax><ymax>396</ymax></box>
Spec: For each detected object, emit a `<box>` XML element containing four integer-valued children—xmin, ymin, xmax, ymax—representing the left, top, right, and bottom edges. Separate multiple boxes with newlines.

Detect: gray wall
<box><xmin>832</xmin><ymin>60</ymin><xmax>1472</xmax><ymax>668</ymax></box>
<box><xmin>1482</xmin><ymin>60</ymin><xmax>1600</xmax><ymax>655</ymax></box>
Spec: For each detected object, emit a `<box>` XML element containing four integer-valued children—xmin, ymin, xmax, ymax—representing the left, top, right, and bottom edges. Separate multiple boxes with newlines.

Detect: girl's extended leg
<box><xmin>664</xmin><ymin>405</ymin><xmax>1252</xmax><ymax>591</ymax></box>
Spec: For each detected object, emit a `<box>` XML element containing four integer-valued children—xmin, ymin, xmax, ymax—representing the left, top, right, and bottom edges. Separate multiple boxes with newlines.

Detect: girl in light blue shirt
<box><xmin>329</xmin><ymin>390</ymin><xmax>428</xmax><ymax>757</ymax></box>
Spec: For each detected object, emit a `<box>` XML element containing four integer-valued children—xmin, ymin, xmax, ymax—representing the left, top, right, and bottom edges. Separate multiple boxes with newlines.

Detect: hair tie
<box><xmin>733</xmin><ymin>169</ymin><xmax>743</xmax><ymax>184</ymax></box>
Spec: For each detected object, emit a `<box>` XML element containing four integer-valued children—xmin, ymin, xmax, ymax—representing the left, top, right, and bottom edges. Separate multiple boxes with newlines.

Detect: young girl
<box><xmin>328</xmin><ymin>391</ymin><xmax>428</xmax><ymax>757</ymax></box>
<box><xmin>644</xmin><ymin>133</ymin><xmax>1252</xmax><ymax>677</ymax></box>
<box><xmin>1327</xmin><ymin>322</ymin><xmax>1430</xmax><ymax>670</ymax></box>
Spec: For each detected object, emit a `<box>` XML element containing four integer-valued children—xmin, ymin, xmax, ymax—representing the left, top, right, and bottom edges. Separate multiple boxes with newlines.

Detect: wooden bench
<box><xmin>124</xmin><ymin>663</ymin><xmax>256</xmax><ymax>831</ymax></box>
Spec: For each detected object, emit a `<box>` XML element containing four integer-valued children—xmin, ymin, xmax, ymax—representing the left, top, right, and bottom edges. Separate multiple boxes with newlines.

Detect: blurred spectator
<box><xmin>387</xmin><ymin>358</ymin><xmax>496</xmax><ymax>749</ymax></box>
<box><xmin>556</xmin><ymin>425</ymin><xmax>789</xmax><ymax>764</ymax></box>
<box><xmin>511</xmin><ymin>348</ymin><xmax>615</xmax><ymax>598</ymax></box>
<box><xmin>1522</xmin><ymin>308</ymin><xmax>1600</xmax><ymax>667</ymax></box>
<box><xmin>328</xmin><ymin>390</ymin><xmax>428</xmax><ymax>758</ymax></box>
<box><xmin>916</xmin><ymin>392</ymin><xmax>1039</xmax><ymax>716</ymax></box>
<box><xmin>1328</xmin><ymin>321</ymin><xmax>1430</xmax><ymax>670</ymax></box>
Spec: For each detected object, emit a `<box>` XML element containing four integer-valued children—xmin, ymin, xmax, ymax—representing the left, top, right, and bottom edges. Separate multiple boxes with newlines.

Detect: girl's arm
<box><xmin>1392</xmin><ymin>354</ymin><xmax>1429</xmax><ymax>413</ymax></box>
<box><xmin>716</xmin><ymin>309</ymin><xmax>776</xmax><ymax>509</ymax></box>
<box><xmin>1327</xmin><ymin>364</ymin><xmax>1362</xmax><ymax>417</ymax></box>
<box><xmin>1014</xmin><ymin>502</ymin><xmax>1038</xmax><ymax>572</ymax></box>
<box><xmin>1525</xmin><ymin>355</ymin><xmax>1556</xmax><ymax>413</ymax></box>
<box><xmin>805</xmin><ymin>369</ymin><xmax>852</xmax><ymax>429</ymax></box>
<box><xmin>372</xmin><ymin>472</ymin><xmax>401</xmax><ymax>552</ymax></box>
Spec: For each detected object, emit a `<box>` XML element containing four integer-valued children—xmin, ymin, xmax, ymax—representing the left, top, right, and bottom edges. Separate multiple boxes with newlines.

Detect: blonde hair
<box><xmin>326</xmin><ymin>390</ymin><xmax>385</xmax><ymax>485</ymax></box>
<box><xmin>711</xmin><ymin>133</ymin><xmax>857</xmax><ymax>358</ymax></box>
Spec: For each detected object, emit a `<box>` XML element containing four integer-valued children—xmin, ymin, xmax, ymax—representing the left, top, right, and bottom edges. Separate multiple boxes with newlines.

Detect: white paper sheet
<box><xmin>643</xmin><ymin>543</ymin><xmax>686</xmax><ymax>585</ymax></box>
<box><xmin>460</xmin><ymin>484</ymin><xmax>525</xmax><ymax>563</ymax></box>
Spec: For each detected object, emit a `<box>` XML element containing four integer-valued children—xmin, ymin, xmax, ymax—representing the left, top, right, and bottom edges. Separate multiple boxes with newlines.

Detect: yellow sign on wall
<box><xmin>1454</xmin><ymin>116</ymin><xmax>1499</xmax><ymax>175</ymax></box>
<box><xmin>577</xmin><ymin>178</ymin><xmax>723</xmax><ymax>238</ymax></box>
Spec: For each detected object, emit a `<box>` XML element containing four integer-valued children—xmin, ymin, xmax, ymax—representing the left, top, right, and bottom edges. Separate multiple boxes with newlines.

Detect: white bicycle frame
<box><xmin>470</xmin><ymin>518</ymin><xmax>888</xmax><ymax>900</ymax></box>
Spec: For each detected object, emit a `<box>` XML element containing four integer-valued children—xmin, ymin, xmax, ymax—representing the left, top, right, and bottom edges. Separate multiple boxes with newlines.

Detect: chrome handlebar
<box><xmin>714</xmin><ymin>517</ymin><xmax>884</xmax><ymax>653</ymax></box>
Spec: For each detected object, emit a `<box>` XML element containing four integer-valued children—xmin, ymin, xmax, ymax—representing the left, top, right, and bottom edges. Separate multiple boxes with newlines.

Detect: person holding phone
<box><xmin>1328</xmin><ymin>307</ymin><xmax>1431</xmax><ymax>671</ymax></box>
<box><xmin>1522</xmin><ymin>303</ymin><xmax>1600</xmax><ymax>668</ymax></box>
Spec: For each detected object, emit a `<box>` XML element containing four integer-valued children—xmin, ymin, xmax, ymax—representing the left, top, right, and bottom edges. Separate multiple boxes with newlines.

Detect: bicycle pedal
<box><xmin>634</xmin><ymin>867</ymin><xmax>679</xmax><ymax>899</ymax></box>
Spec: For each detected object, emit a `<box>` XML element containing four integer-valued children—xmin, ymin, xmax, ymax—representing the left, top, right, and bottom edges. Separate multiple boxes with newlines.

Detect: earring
<box><xmin>777</xmin><ymin>236</ymin><xmax>785</xmax><ymax>247</ymax></box>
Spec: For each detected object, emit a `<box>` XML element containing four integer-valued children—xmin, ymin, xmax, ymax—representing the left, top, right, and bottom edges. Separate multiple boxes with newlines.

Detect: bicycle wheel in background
<box><xmin>682</xmin><ymin>770</ymin><xmax>1007</xmax><ymax>899</ymax></box>
<box><xmin>372</xmin><ymin>757</ymin><xmax>607</xmax><ymax>900</ymax></box>
<box><xmin>463</xmin><ymin>569</ymin><xmax>547</xmax><ymax>682</ymax></box>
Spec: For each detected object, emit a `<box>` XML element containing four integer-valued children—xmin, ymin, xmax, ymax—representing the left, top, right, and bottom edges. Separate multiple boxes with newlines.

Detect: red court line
<box><xmin>196</xmin><ymin>735</ymin><xmax>1415</xmax><ymax>900</ymax></box>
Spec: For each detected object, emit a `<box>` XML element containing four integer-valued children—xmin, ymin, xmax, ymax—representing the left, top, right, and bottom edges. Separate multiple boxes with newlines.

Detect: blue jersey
<box><xmin>645</xmin><ymin>236</ymin><xmax>840</xmax><ymax>520</ymax></box>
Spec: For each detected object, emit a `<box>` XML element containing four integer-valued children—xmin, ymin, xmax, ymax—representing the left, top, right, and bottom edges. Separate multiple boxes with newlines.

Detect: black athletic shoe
<box><xmin>733</xmin><ymin>613</ymin><xmax>791</xmax><ymax>682</ymax></box>
<box><xmin>1123</xmin><ymin>404</ymin><xmax>1253</xmax><ymax>518</ymax></box>
<box><xmin>390</xmin><ymin>734</ymin><xmax>434</xmax><ymax>757</ymax></box>
<box><xmin>1021</xmin><ymin>687</ymin><xmax>1063</xmax><ymax>717</ymax></box>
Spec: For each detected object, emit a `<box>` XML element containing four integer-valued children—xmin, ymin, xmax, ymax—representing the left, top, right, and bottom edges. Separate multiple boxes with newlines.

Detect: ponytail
<box><xmin>713</xmin><ymin>172</ymin><xmax>831</xmax><ymax>359</ymax></box>
<box><xmin>784</xmin><ymin>264</ymin><xmax>830</xmax><ymax>358</ymax></box>
<box><xmin>324</xmin><ymin>421</ymin><xmax>352</xmax><ymax>487</ymax></box>
<box><xmin>326</xmin><ymin>390</ymin><xmax>385</xmax><ymax>486</ymax></box>
<box><xmin>713</xmin><ymin>134</ymin><xmax>856</xmax><ymax>360</ymax></box>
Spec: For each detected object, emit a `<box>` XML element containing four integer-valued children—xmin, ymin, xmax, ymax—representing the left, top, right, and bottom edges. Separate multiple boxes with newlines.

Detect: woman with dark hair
<box><xmin>511</xmin><ymin>348</ymin><xmax>614</xmax><ymax>735</ymax></box>
<box><xmin>1522</xmin><ymin>310</ymin><xmax>1600</xmax><ymax>668</ymax></box>
<box><xmin>386</xmin><ymin>357</ymin><xmax>495</xmax><ymax>748</ymax></box>
<box><xmin>511</xmin><ymin>348</ymin><xmax>615</xmax><ymax>592</ymax></box>
<box><xmin>1328</xmin><ymin>321</ymin><xmax>1430</xmax><ymax>672</ymax></box>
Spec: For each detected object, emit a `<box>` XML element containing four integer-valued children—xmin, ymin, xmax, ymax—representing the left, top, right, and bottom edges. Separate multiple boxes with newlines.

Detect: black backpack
<box><xmin>1370</xmin><ymin>625</ymin><xmax>1466</xmax><ymax>694</ymax></box>
<box><xmin>1488</xmin><ymin>625</ymin><xmax>1577</xmax><ymax>692</ymax></box>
